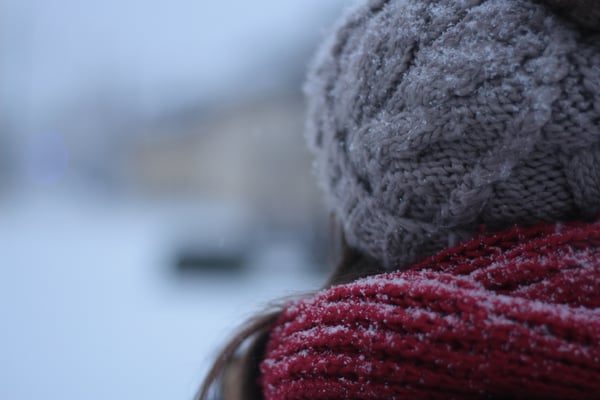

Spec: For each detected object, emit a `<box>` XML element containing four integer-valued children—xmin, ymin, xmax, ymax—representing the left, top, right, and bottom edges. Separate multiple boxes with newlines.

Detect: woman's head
<box><xmin>306</xmin><ymin>0</ymin><xmax>600</xmax><ymax>270</ymax></box>
<box><xmin>199</xmin><ymin>1</ymin><xmax>600</xmax><ymax>398</ymax></box>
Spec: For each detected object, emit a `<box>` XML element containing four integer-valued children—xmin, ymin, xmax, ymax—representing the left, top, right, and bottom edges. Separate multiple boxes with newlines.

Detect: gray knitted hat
<box><xmin>306</xmin><ymin>0</ymin><xmax>600</xmax><ymax>270</ymax></box>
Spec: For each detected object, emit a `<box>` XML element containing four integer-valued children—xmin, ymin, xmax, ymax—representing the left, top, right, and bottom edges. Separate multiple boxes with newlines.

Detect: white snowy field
<box><xmin>0</xmin><ymin>188</ymin><xmax>324</xmax><ymax>400</ymax></box>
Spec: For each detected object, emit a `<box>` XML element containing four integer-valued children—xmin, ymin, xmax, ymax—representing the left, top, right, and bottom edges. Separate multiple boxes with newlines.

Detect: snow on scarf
<box><xmin>260</xmin><ymin>220</ymin><xmax>600</xmax><ymax>399</ymax></box>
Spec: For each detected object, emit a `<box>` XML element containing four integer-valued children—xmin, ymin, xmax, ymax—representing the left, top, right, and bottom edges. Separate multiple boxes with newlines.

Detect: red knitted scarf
<box><xmin>260</xmin><ymin>220</ymin><xmax>600</xmax><ymax>399</ymax></box>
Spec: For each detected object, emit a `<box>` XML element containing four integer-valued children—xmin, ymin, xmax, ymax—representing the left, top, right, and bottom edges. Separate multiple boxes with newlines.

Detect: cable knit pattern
<box><xmin>305</xmin><ymin>0</ymin><xmax>600</xmax><ymax>269</ymax></box>
<box><xmin>260</xmin><ymin>220</ymin><xmax>600</xmax><ymax>399</ymax></box>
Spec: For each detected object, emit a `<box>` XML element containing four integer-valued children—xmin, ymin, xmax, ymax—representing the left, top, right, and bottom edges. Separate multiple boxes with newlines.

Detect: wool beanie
<box><xmin>305</xmin><ymin>0</ymin><xmax>600</xmax><ymax>269</ymax></box>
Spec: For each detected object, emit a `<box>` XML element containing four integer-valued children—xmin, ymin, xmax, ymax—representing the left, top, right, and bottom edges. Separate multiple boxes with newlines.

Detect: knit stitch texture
<box><xmin>305</xmin><ymin>0</ymin><xmax>600</xmax><ymax>269</ymax></box>
<box><xmin>260</xmin><ymin>220</ymin><xmax>600</xmax><ymax>399</ymax></box>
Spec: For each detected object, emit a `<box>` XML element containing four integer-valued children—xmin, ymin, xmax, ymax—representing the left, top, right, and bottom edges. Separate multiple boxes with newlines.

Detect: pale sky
<box><xmin>1</xmin><ymin>0</ymin><xmax>349</xmax><ymax>127</ymax></box>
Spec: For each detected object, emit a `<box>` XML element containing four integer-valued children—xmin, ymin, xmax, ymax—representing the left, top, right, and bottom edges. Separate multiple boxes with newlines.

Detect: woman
<box><xmin>199</xmin><ymin>0</ymin><xmax>600</xmax><ymax>398</ymax></box>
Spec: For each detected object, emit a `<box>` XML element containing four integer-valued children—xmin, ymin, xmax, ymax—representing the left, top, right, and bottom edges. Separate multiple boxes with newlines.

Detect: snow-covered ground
<box><xmin>0</xmin><ymin>188</ymin><xmax>325</xmax><ymax>399</ymax></box>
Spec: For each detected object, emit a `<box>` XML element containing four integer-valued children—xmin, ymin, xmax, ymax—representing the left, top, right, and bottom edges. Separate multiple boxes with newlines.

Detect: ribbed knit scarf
<box><xmin>260</xmin><ymin>220</ymin><xmax>600</xmax><ymax>399</ymax></box>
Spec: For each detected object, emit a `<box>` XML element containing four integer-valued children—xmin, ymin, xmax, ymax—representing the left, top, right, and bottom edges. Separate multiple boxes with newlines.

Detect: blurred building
<box><xmin>123</xmin><ymin>93</ymin><xmax>320</xmax><ymax>228</ymax></box>
<box><xmin>121</xmin><ymin>91</ymin><xmax>331</xmax><ymax>273</ymax></box>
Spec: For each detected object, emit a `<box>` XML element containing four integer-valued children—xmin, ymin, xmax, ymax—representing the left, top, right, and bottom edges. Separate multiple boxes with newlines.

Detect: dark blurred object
<box><xmin>175</xmin><ymin>251</ymin><xmax>246</xmax><ymax>273</ymax></box>
<box><xmin>0</xmin><ymin>129</ymin><xmax>16</xmax><ymax>192</ymax></box>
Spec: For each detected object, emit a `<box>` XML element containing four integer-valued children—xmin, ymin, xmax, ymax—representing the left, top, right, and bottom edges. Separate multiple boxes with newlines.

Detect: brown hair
<box><xmin>196</xmin><ymin>227</ymin><xmax>384</xmax><ymax>400</ymax></box>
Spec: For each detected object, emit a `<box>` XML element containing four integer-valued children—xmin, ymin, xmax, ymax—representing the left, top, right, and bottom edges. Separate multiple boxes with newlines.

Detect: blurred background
<box><xmin>0</xmin><ymin>1</ymin><xmax>352</xmax><ymax>398</ymax></box>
